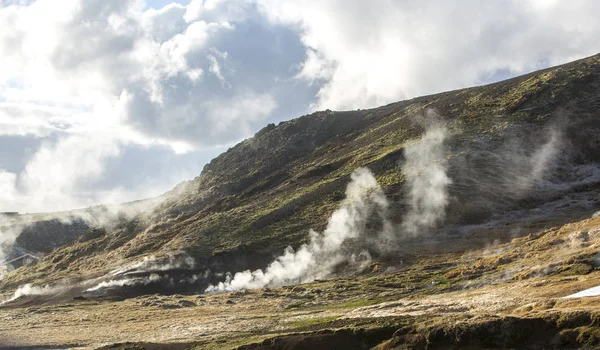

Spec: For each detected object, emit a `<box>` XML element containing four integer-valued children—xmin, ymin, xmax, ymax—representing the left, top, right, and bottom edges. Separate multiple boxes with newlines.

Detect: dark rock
<box><xmin>178</xmin><ymin>300</ymin><xmax>197</xmax><ymax>307</ymax></box>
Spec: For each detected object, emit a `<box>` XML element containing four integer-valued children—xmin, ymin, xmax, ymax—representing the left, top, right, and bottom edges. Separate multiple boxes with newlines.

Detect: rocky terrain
<box><xmin>1</xmin><ymin>54</ymin><xmax>600</xmax><ymax>349</ymax></box>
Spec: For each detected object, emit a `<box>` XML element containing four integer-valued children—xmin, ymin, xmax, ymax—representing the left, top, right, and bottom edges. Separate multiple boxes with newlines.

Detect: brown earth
<box><xmin>2</xmin><ymin>214</ymin><xmax>600</xmax><ymax>349</ymax></box>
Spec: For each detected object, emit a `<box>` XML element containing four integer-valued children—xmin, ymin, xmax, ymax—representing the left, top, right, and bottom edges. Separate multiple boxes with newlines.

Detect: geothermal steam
<box><xmin>401</xmin><ymin>122</ymin><xmax>451</xmax><ymax>236</ymax></box>
<box><xmin>0</xmin><ymin>282</ymin><xmax>68</xmax><ymax>305</ymax></box>
<box><xmin>85</xmin><ymin>273</ymin><xmax>165</xmax><ymax>292</ymax></box>
<box><xmin>206</xmin><ymin>167</ymin><xmax>388</xmax><ymax>292</ymax></box>
<box><xmin>0</xmin><ymin>196</ymin><xmax>166</xmax><ymax>280</ymax></box>
<box><xmin>207</xmin><ymin>120</ymin><xmax>453</xmax><ymax>292</ymax></box>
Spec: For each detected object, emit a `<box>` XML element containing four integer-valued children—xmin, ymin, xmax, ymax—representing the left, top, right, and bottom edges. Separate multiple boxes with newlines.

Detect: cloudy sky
<box><xmin>0</xmin><ymin>0</ymin><xmax>598</xmax><ymax>213</ymax></box>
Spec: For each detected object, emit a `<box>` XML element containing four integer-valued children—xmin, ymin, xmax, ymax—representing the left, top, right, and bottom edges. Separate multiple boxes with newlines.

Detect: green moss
<box><xmin>286</xmin><ymin>315</ymin><xmax>340</xmax><ymax>329</ymax></box>
<box><xmin>558</xmin><ymin>262</ymin><xmax>594</xmax><ymax>276</ymax></box>
<box><xmin>577</xmin><ymin>326</ymin><xmax>600</xmax><ymax>347</ymax></box>
<box><xmin>557</xmin><ymin>312</ymin><xmax>591</xmax><ymax>329</ymax></box>
<box><xmin>325</xmin><ymin>298</ymin><xmax>384</xmax><ymax>310</ymax></box>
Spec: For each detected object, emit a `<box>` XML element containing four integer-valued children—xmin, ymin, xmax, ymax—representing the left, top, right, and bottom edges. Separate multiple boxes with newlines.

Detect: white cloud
<box><xmin>259</xmin><ymin>0</ymin><xmax>600</xmax><ymax>111</ymax></box>
<box><xmin>18</xmin><ymin>134</ymin><xmax>122</xmax><ymax>211</ymax></box>
<box><xmin>0</xmin><ymin>171</ymin><xmax>18</xmax><ymax>201</ymax></box>
<box><xmin>0</xmin><ymin>0</ymin><xmax>298</xmax><ymax>212</ymax></box>
<box><xmin>1</xmin><ymin>0</ymin><xmax>599</xmax><ymax>213</ymax></box>
<box><xmin>0</xmin><ymin>0</ymin><xmax>271</xmax><ymax>147</ymax></box>
<box><xmin>207</xmin><ymin>48</ymin><xmax>230</xmax><ymax>88</ymax></box>
<box><xmin>183</xmin><ymin>0</ymin><xmax>203</xmax><ymax>23</ymax></box>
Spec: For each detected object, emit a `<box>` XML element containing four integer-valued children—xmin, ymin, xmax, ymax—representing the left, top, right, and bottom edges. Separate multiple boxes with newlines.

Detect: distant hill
<box><xmin>2</xmin><ymin>53</ymin><xmax>600</xmax><ymax>292</ymax></box>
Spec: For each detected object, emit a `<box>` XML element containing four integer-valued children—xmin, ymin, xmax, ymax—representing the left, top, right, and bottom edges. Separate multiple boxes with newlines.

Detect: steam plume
<box><xmin>0</xmin><ymin>196</ymin><xmax>165</xmax><ymax>270</ymax></box>
<box><xmin>206</xmin><ymin>167</ymin><xmax>387</xmax><ymax>292</ymax></box>
<box><xmin>511</xmin><ymin>127</ymin><xmax>562</xmax><ymax>194</ymax></box>
<box><xmin>85</xmin><ymin>273</ymin><xmax>164</xmax><ymax>293</ymax></box>
<box><xmin>0</xmin><ymin>283</ymin><xmax>66</xmax><ymax>305</ymax></box>
<box><xmin>0</xmin><ymin>220</ymin><xmax>21</xmax><ymax>262</ymax></box>
<box><xmin>86</xmin><ymin>254</ymin><xmax>198</xmax><ymax>293</ymax></box>
<box><xmin>206</xmin><ymin>114</ymin><xmax>454</xmax><ymax>292</ymax></box>
<box><xmin>109</xmin><ymin>254</ymin><xmax>196</xmax><ymax>276</ymax></box>
<box><xmin>401</xmin><ymin>120</ymin><xmax>451</xmax><ymax>235</ymax></box>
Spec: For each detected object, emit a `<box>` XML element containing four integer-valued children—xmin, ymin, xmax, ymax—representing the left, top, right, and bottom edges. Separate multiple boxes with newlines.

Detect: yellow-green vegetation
<box><xmin>2</xmin><ymin>53</ymin><xmax>600</xmax><ymax>349</ymax></box>
<box><xmin>4</xmin><ymin>216</ymin><xmax>600</xmax><ymax>348</ymax></box>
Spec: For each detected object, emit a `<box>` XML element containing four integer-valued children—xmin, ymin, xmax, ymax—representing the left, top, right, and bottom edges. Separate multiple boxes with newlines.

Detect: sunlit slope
<box><xmin>3</xmin><ymin>53</ymin><xmax>600</xmax><ymax>289</ymax></box>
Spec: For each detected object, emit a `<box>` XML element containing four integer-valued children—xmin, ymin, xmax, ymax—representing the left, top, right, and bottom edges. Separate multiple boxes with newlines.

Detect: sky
<box><xmin>0</xmin><ymin>0</ymin><xmax>599</xmax><ymax>213</ymax></box>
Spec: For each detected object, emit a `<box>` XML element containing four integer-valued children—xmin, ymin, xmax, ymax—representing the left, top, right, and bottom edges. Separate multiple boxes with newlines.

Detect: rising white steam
<box><xmin>85</xmin><ymin>273</ymin><xmax>163</xmax><ymax>293</ymax></box>
<box><xmin>206</xmin><ymin>117</ymin><xmax>454</xmax><ymax>292</ymax></box>
<box><xmin>0</xmin><ymin>219</ymin><xmax>22</xmax><ymax>262</ymax></box>
<box><xmin>1</xmin><ymin>254</ymin><xmax>198</xmax><ymax>302</ymax></box>
<box><xmin>0</xmin><ymin>197</ymin><xmax>166</xmax><ymax>271</ymax></box>
<box><xmin>531</xmin><ymin>130</ymin><xmax>560</xmax><ymax>183</ymax></box>
<box><xmin>0</xmin><ymin>283</ymin><xmax>64</xmax><ymax>304</ymax></box>
<box><xmin>206</xmin><ymin>167</ymin><xmax>388</xmax><ymax>292</ymax></box>
<box><xmin>401</xmin><ymin>121</ymin><xmax>451</xmax><ymax>236</ymax></box>
<box><xmin>85</xmin><ymin>255</ymin><xmax>198</xmax><ymax>292</ymax></box>
<box><xmin>109</xmin><ymin>254</ymin><xmax>196</xmax><ymax>276</ymax></box>
<box><xmin>512</xmin><ymin>128</ymin><xmax>562</xmax><ymax>194</ymax></box>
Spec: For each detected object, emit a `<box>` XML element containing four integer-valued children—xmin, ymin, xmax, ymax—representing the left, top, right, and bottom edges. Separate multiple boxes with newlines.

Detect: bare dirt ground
<box><xmin>3</xmin><ymin>275</ymin><xmax>600</xmax><ymax>349</ymax></box>
<box><xmin>3</xmin><ymin>214</ymin><xmax>600</xmax><ymax>349</ymax></box>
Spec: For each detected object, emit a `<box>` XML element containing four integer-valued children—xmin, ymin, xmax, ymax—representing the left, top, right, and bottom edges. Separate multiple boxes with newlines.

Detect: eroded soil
<box><xmin>3</xmin><ymin>214</ymin><xmax>600</xmax><ymax>349</ymax></box>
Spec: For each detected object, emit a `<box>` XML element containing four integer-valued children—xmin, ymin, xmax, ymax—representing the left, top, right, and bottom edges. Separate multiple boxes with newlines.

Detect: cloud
<box><xmin>259</xmin><ymin>0</ymin><xmax>600</xmax><ymax>111</ymax></box>
<box><xmin>0</xmin><ymin>0</ymin><xmax>309</xmax><ymax>212</ymax></box>
<box><xmin>1</xmin><ymin>0</ymin><xmax>599</xmax><ymax>214</ymax></box>
<box><xmin>0</xmin><ymin>0</ymin><xmax>304</xmax><ymax>146</ymax></box>
<box><xmin>0</xmin><ymin>171</ymin><xmax>18</xmax><ymax>204</ymax></box>
<box><xmin>207</xmin><ymin>48</ymin><xmax>231</xmax><ymax>88</ymax></box>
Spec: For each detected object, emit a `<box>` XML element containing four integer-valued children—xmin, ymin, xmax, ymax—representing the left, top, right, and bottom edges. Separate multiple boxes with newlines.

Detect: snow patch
<box><xmin>564</xmin><ymin>285</ymin><xmax>600</xmax><ymax>298</ymax></box>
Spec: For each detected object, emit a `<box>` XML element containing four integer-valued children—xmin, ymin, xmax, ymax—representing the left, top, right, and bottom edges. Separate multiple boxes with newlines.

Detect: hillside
<box><xmin>1</xmin><ymin>54</ymin><xmax>600</xmax><ymax>348</ymax></box>
<box><xmin>4</xmin><ymin>53</ymin><xmax>600</xmax><ymax>287</ymax></box>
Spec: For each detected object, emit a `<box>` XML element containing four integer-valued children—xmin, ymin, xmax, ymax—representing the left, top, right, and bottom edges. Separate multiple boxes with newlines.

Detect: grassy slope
<box><xmin>2</xmin><ymin>54</ymin><xmax>600</xmax><ymax>288</ymax></box>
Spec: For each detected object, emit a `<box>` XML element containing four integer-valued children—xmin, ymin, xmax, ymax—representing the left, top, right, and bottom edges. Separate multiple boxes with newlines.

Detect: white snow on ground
<box><xmin>564</xmin><ymin>285</ymin><xmax>600</xmax><ymax>298</ymax></box>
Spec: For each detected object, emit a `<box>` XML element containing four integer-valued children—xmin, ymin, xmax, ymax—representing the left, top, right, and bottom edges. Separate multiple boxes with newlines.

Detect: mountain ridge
<box><xmin>2</xmin><ymin>53</ymin><xmax>600</xmax><ymax>293</ymax></box>
<box><xmin>3</xmin><ymin>53</ymin><xmax>600</xmax><ymax>349</ymax></box>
